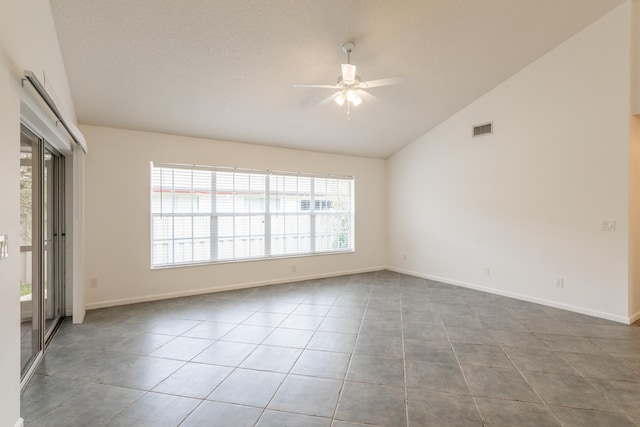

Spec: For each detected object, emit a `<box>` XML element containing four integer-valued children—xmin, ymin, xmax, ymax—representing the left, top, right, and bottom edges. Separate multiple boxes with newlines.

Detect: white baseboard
<box><xmin>85</xmin><ymin>266</ymin><xmax>385</xmax><ymax>311</ymax></box>
<box><xmin>15</xmin><ymin>417</ymin><xmax>24</xmax><ymax>427</ymax></box>
<box><xmin>84</xmin><ymin>264</ymin><xmax>636</xmax><ymax>325</ymax></box>
<box><xmin>387</xmin><ymin>266</ymin><xmax>632</xmax><ymax>325</ymax></box>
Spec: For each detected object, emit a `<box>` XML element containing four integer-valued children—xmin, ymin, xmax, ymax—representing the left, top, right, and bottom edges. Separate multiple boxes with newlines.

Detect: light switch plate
<box><xmin>0</xmin><ymin>234</ymin><xmax>7</xmax><ymax>259</ymax></box>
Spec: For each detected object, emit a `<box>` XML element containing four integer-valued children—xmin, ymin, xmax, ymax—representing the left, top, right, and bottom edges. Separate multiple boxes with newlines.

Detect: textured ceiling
<box><xmin>50</xmin><ymin>0</ymin><xmax>624</xmax><ymax>159</ymax></box>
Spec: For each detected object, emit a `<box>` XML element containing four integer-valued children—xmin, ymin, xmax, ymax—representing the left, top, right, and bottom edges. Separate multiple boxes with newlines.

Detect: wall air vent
<box><xmin>473</xmin><ymin>122</ymin><xmax>493</xmax><ymax>137</ymax></box>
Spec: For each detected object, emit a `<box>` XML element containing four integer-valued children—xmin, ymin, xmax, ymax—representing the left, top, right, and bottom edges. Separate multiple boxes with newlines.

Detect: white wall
<box><xmin>388</xmin><ymin>4</ymin><xmax>633</xmax><ymax>322</ymax></box>
<box><xmin>0</xmin><ymin>0</ymin><xmax>76</xmax><ymax>425</ymax></box>
<box><xmin>630</xmin><ymin>0</ymin><xmax>640</xmax><ymax>324</ymax></box>
<box><xmin>631</xmin><ymin>114</ymin><xmax>640</xmax><ymax>322</ymax></box>
<box><xmin>0</xmin><ymin>47</ymin><xmax>23</xmax><ymax>427</ymax></box>
<box><xmin>82</xmin><ymin>125</ymin><xmax>387</xmax><ymax>308</ymax></box>
<box><xmin>632</xmin><ymin>0</ymin><xmax>640</xmax><ymax>115</ymax></box>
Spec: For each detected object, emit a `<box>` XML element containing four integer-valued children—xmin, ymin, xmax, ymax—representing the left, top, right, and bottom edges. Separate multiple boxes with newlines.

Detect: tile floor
<box><xmin>21</xmin><ymin>270</ymin><xmax>640</xmax><ymax>426</ymax></box>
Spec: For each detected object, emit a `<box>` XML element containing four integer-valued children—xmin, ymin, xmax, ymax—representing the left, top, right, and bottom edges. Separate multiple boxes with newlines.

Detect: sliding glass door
<box><xmin>20</xmin><ymin>124</ymin><xmax>65</xmax><ymax>381</ymax></box>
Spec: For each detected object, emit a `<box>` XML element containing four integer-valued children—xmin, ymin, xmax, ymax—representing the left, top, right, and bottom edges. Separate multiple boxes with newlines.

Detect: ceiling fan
<box><xmin>294</xmin><ymin>41</ymin><xmax>403</xmax><ymax>116</ymax></box>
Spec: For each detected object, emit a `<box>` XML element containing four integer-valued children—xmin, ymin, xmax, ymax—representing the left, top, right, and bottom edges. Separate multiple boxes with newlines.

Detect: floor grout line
<box><xmin>328</xmin><ymin>278</ymin><xmax>372</xmax><ymax>426</ymax></box>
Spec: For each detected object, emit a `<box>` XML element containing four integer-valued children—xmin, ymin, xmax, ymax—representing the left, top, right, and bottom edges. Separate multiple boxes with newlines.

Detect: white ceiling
<box><xmin>50</xmin><ymin>0</ymin><xmax>624</xmax><ymax>159</ymax></box>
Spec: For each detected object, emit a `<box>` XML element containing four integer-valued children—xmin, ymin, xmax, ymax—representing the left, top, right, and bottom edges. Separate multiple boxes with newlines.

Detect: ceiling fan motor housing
<box><xmin>337</xmin><ymin>75</ymin><xmax>361</xmax><ymax>86</ymax></box>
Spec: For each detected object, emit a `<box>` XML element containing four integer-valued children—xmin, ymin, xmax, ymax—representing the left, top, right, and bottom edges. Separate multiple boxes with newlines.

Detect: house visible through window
<box><xmin>300</xmin><ymin>199</ymin><xmax>333</xmax><ymax>211</ymax></box>
<box><xmin>150</xmin><ymin>162</ymin><xmax>354</xmax><ymax>267</ymax></box>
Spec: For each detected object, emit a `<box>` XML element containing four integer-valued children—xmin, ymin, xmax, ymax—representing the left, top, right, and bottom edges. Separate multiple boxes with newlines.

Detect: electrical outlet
<box><xmin>291</xmin><ymin>265</ymin><xmax>296</xmax><ymax>272</ymax></box>
<box><xmin>601</xmin><ymin>220</ymin><xmax>616</xmax><ymax>232</ymax></box>
<box><xmin>402</xmin><ymin>254</ymin><xmax>407</xmax><ymax>261</ymax></box>
<box><xmin>483</xmin><ymin>266</ymin><xmax>490</xmax><ymax>276</ymax></box>
<box><xmin>556</xmin><ymin>278</ymin><xmax>564</xmax><ymax>288</ymax></box>
<box><xmin>89</xmin><ymin>277</ymin><xmax>98</xmax><ymax>288</ymax></box>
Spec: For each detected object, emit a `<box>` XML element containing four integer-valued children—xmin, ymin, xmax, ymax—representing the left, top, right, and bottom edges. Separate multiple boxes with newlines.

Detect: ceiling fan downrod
<box><xmin>343</xmin><ymin>41</ymin><xmax>354</xmax><ymax>65</ymax></box>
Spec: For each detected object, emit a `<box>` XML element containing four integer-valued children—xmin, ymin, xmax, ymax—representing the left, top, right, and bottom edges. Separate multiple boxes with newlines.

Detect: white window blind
<box><xmin>150</xmin><ymin>162</ymin><xmax>354</xmax><ymax>268</ymax></box>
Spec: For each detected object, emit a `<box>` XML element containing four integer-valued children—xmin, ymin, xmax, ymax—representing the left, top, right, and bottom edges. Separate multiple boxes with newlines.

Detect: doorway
<box><xmin>20</xmin><ymin>124</ymin><xmax>65</xmax><ymax>384</ymax></box>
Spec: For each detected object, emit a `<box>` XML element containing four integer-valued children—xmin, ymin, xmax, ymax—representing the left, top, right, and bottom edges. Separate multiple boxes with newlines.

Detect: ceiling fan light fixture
<box><xmin>351</xmin><ymin>94</ymin><xmax>363</xmax><ymax>106</ymax></box>
<box><xmin>335</xmin><ymin>92</ymin><xmax>346</xmax><ymax>106</ymax></box>
<box><xmin>345</xmin><ymin>88</ymin><xmax>357</xmax><ymax>102</ymax></box>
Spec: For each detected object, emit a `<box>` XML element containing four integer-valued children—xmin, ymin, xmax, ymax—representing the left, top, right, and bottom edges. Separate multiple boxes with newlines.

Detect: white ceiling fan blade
<box><xmin>294</xmin><ymin>84</ymin><xmax>340</xmax><ymax>89</ymax></box>
<box><xmin>341</xmin><ymin>64</ymin><xmax>356</xmax><ymax>82</ymax></box>
<box><xmin>318</xmin><ymin>92</ymin><xmax>341</xmax><ymax>106</ymax></box>
<box><xmin>357</xmin><ymin>89</ymin><xmax>378</xmax><ymax>103</ymax></box>
<box><xmin>359</xmin><ymin>77</ymin><xmax>404</xmax><ymax>88</ymax></box>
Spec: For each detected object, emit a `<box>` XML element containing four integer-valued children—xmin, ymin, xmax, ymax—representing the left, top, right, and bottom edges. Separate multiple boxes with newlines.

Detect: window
<box><xmin>150</xmin><ymin>162</ymin><xmax>354</xmax><ymax>267</ymax></box>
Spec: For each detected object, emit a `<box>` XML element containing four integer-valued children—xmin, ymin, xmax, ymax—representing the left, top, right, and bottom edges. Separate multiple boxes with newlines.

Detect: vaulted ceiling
<box><xmin>50</xmin><ymin>0</ymin><xmax>625</xmax><ymax>158</ymax></box>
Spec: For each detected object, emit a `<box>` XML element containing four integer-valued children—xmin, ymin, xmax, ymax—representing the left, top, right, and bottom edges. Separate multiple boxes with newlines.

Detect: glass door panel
<box><xmin>20</xmin><ymin>126</ymin><xmax>42</xmax><ymax>377</ymax></box>
<box><xmin>44</xmin><ymin>147</ymin><xmax>63</xmax><ymax>338</ymax></box>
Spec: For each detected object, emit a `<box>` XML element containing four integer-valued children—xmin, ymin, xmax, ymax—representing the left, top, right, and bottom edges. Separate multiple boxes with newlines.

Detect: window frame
<box><xmin>150</xmin><ymin>162</ymin><xmax>355</xmax><ymax>269</ymax></box>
